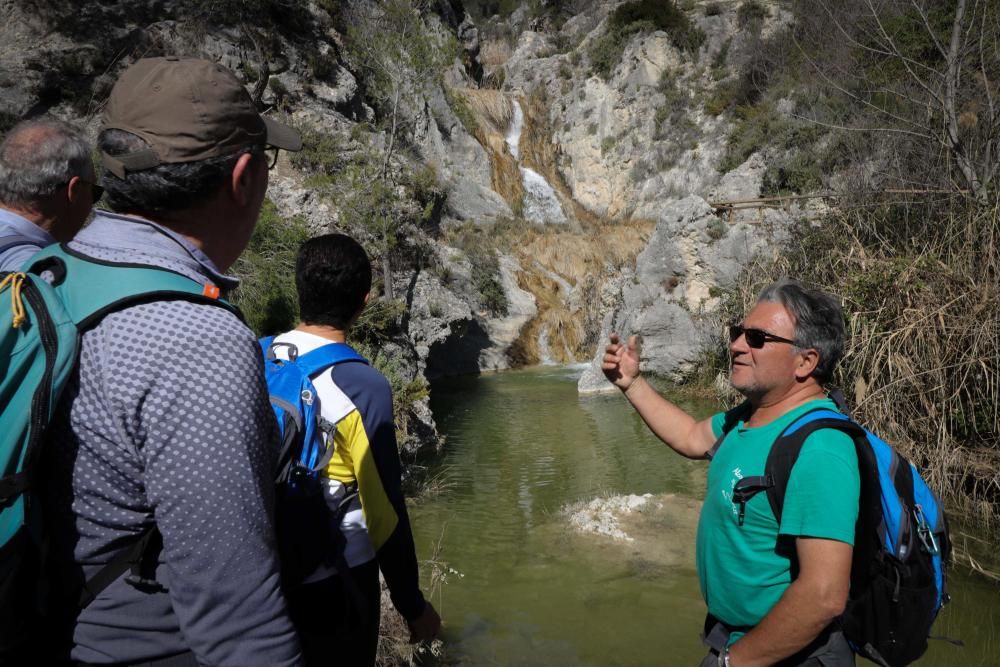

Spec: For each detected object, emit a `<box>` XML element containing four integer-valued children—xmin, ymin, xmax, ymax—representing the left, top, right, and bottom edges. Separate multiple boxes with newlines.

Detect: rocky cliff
<box><xmin>1</xmin><ymin>0</ymin><xmax>817</xmax><ymax>445</ymax></box>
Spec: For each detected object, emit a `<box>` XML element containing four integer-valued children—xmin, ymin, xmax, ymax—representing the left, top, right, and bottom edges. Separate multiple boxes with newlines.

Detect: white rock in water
<box><xmin>564</xmin><ymin>493</ymin><xmax>658</xmax><ymax>541</ymax></box>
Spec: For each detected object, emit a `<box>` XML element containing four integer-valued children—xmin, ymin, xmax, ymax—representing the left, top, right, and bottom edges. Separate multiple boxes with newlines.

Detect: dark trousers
<box><xmin>286</xmin><ymin>559</ymin><xmax>382</xmax><ymax>667</ymax></box>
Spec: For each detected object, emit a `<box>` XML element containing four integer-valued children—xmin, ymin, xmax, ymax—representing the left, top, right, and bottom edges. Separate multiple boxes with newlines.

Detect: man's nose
<box><xmin>729</xmin><ymin>333</ymin><xmax>749</xmax><ymax>354</ymax></box>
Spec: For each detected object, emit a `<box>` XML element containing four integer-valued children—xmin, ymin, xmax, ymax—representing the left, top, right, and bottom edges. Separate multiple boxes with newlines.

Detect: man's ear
<box><xmin>794</xmin><ymin>348</ymin><xmax>820</xmax><ymax>380</ymax></box>
<box><xmin>65</xmin><ymin>175</ymin><xmax>85</xmax><ymax>205</ymax></box>
<box><xmin>230</xmin><ymin>152</ymin><xmax>258</xmax><ymax>207</ymax></box>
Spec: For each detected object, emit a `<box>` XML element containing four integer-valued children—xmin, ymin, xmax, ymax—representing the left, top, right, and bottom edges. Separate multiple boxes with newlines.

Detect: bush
<box><xmin>230</xmin><ymin>199</ymin><xmax>310</xmax><ymax>336</ymax></box>
<box><xmin>290</xmin><ymin>127</ymin><xmax>345</xmax><ymax>175</ymax></box>
<box><xmin>704</xmin><ymin>3</ymin><xmax>723</xmax><ymax>17</ymax></box>
<box><xmin>718</xmin><ymin>104</ymin><xmax>781</xmax><ymax>171</ymax></box>
<box><xmin>736</xmin><ymin>1</ymin><xmax>768</xmax><ymax>28</ymax></box>
<box><xmin>706</xmin><ymin>217</ymin><xmax>728</xmax><ymax>240</ymax></box>
<box><xmin>589</xmin><ymin>0</ymin><xmax>705</xmax><ymax>79</ymax></box>
<box><xmin>704</xmin><ymin>81</ymin><xmax>736</xmax><ymax>115</ymax></box>
<box><xmin>760</xmin><ymin>155</ymin><xmax>823</xmax><ymax>196</ymax></box>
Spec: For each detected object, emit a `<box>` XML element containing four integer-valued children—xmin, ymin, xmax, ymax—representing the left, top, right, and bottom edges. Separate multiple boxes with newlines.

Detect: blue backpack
<box><xmin>0</xmin><ymin>245</ymin><xmax>236</xmax><ymax>659</ymax></box>
<box><xmin>259</xmin><ymin>337</ymin><xmax>368</xmax><ymax>585</ymax></box>
<box><xmin>715</xmin><ymin>395</ymin><xmax>952</xmax><ymax>667</ymax></box>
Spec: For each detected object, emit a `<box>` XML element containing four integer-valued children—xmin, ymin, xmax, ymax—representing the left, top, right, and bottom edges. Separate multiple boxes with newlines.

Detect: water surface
<box><xmin>411</xmin><ymin>366</ymin><xmax>998</xmax><ymax>666</ymax></box>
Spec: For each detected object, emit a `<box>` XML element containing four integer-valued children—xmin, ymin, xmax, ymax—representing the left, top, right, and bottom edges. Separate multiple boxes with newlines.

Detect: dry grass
<box><xmin>711</xmin><ymin>197</ymin><xmax>1000</xmax><ymax>546</ymax></box>
<box><xmin>376</xmin><ymin>529</ymin><xmax>449</xmax><ymax>666</ymax></box>
<box><xmin>453</xmin><ymin>88</ymin><xmax>513</xmax><ymax>134</ymax></box>
<box><xmin>479</xmin><ymin>37</ymin><xmax>513</xmax><ymax>88</ymax></box>
<box><xmin>480</xmin><ymin>38</ymin><xmax>512</xmax><ymax>71</ymax></box>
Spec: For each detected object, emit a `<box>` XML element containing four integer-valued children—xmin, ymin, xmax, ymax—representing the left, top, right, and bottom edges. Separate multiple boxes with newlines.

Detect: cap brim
<box><xmin>263</xmin><ymin>116</ymin><xmax>302</xmax><ymax>152</ymax></box>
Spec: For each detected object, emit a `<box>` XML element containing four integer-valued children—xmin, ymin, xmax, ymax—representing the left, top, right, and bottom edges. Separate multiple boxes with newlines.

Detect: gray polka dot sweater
<box><xmin>43</xmin><ymin>211</ymin><xmax>302</xmax><ymax>666</ymax></box>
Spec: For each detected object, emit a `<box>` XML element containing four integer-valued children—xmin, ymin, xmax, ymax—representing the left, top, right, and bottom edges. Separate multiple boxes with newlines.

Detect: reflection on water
<box><xmin>411</xmin><ymin>367</ymin><xmax>999</xmax><ymax>666</ymax></box>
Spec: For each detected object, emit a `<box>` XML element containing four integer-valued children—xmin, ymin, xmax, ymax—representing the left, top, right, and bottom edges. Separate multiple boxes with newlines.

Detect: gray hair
<box><xmin>0</xmin><ymin>118</ymin><xmax>91</xmax><ymax>208</ymax></box>
<box><xmin>98</xmin><ymin>129</ymin><xmax>262</xmax><ymax>217</ymax></box>
<box><xmin>757</xmin><ymin>278</ymin><xmax>845</xmax><ymax>383</ymax></box>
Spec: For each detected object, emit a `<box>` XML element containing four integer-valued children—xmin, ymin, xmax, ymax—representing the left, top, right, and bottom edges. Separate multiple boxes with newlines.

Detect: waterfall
<box><xmin>537</xmin><ymin>325</ymin><xmax>556</xmax><ymax>365</ymax></box>
<box><xmin>520</xmin><ymin>167</ymin><xmax>567</xmax><ymax>224</ymax></box>
<box><xmin>506</xmin><ymin>100</ymin><xmax>567</xmax><ymax>225</ymax></box>
<box><xmin>505</xmin><ymin>100</ymin><xmax>523</xmax><ymax>160</ymax></box>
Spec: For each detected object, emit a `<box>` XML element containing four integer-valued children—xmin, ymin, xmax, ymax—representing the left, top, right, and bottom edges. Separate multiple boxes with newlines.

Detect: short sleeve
<box><xmin>779</xmin><ymin>429</ymin><xmax>860</xmax><ymax>544</ymax></box>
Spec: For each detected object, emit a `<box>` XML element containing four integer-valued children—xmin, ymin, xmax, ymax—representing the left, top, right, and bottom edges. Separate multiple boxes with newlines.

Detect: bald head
<box><xmin>0</xmin><ymin>118</ymin><xmax>92</xmax><ymax>210</ymax></box>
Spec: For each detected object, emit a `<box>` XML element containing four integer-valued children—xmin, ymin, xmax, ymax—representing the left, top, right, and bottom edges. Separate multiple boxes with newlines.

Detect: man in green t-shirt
<box><xmin>603</xmin><ymin>279</ymin><xmax>858</xmax><ymax>666</ymax></box>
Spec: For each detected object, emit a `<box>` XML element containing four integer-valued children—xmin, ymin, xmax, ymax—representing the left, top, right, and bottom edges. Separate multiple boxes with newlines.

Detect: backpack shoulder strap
<box><xmin>764</xmin><ymin>409</ymin><xmax>869</xmax><ymax>524</ymax></box>
<box><xmin>767</xmin><ymin>410</ymin><xmax>886</xmax><ymax>592</ymax></box>
<box><xmin>294</xmin><ymin>342</ymin><xmax>369</xmax><ymax>378</ymax></box>
<box><xmin>706</xmin><ymin>400</ymin><xmax>752</xmax><ymax>460</ymax></box>
<box><xmin>28</xmin><ymin>244</ymin><xmax>240</xmax><ymax>328</ymax></box>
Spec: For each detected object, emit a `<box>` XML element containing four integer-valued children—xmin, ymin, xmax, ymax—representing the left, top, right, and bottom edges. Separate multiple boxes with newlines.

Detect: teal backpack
<box><xmin>0</xmin><ymin>244</ymin><xmax>236</xmax><ymax>659</ymax></box>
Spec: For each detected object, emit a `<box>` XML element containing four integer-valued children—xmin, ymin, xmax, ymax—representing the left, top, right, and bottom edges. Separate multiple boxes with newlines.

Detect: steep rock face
<box><xmin>409</xmin><ymin>246</ymin><xmax>536</xmax><ymax>378</ymax></box>
<box><xmin>501</xmin><ymin>6</ymin><xmax>735</xmax><ymax>220</ymax></box>
<box><xmin>577</xmin><ymin>193</ymin><xmax>788</xmax><ymax>393</ymax></box>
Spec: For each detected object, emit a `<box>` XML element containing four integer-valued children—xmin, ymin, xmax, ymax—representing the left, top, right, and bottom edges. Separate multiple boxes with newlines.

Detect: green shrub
<box><xmin>704</xmin><ymin>3</ymin><xmax>723</xmax><ymax>17</ymax></box>
<box><xmin>712</xmin><ymin>37</ymin><xmax>731</xmax><ymax>75</ymax></box>
<box><xmin>718</xmin><ymin>104</ymin><xmax>784</xmax><ymax>171</ymax></box>
<box><xmin>704</xmin><ymin>80</ymin><xmax>736</xmax><ymax>115</ymax></box>
<box><xmin>230</xmin><ymin>199</ymin><xmax>310</xmax><ymax>336</ymax></box>
<box><xmin>472</xmin><ymin>254</ymin><xmax>508</xmax><ymax>315</ymax></box>
<box><xmin>290</xmin><ymin>127</ymin><xmax>345</xmax><ymax>175</ymax></box>
<box><xmin>601</xmin><ymin>136</ymin><xmax>617</xmax><ymax>155</ymax></box>
<box><xmin>737</xmin><ymin>1</ymin><xmax>768</xmax><ymax>28</ymax></box>
<box><xmin>589</xmin><ymin>0</ymin><xmax>705</xmax><ymax>79</ymax></box>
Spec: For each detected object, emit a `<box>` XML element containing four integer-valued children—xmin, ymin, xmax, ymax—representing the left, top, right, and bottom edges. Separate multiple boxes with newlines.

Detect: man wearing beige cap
<box><xmin>41</xmin><ymin>57</ymin><xmax>303</xmax><ymax>666</ymax></box>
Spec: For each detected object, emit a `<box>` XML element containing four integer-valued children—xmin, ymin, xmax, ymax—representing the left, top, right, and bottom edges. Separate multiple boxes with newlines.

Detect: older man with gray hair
<box><xmin>0</xmin><ymin>118</ymin><xmax>99</xmax><ymax>270</ymax></box>
<box><xmin>603</xmin><ymin>279</ymin><xmax>859</xmax><ymax>666</ymax></box>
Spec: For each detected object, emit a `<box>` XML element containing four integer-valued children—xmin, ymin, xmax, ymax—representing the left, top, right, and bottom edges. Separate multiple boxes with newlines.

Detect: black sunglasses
<box><xmin>729</xmin><ymin>324</ymin><xmax>797</xmax><ymax>349</ymax></box>
<box><xmin>69</xmin><ymin>179</ymin><xmax>103</xmax><ymax>202</ymax></box>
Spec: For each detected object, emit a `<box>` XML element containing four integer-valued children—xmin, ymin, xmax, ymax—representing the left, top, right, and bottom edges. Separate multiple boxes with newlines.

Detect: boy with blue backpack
<box><xmin>262</xmin><ymin>233</ymin><xmax>440</xmax><ymax>666</ymax></box>
<box><xmin>602</xmin><ymin>278</ymin><xmax>950</xmax><ymax>667</ymax></box>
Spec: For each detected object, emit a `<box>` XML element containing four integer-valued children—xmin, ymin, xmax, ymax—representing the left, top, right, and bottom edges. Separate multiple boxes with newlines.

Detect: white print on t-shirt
<box><xmin>722</xmin><ymin>467</ymin><xmax>744</xmax><ymax>516</ymax></box>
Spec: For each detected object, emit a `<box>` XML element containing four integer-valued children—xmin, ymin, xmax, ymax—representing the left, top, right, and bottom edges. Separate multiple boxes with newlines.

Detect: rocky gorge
<box><xmin>0</xmin><ymin>0</ymin><xmax>837</xmax><ymax>452</ymax></box>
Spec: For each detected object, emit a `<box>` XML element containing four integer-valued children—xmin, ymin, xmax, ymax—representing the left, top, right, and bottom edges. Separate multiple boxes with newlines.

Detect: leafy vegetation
<box><xmin>442</xmin><ymin>223</ymin><xmax>511</xmax><ymax>317</ymax></box>
<box><xmin>589</xmin><ymin>0</ymin><xmax>705</xmax><ymax>79</ymax></box>
<box><xmin>736</xmin><ymin>1</ymin><xmax>768</xmax><ymax>28</ymax></box>
<box><xmin>230</xmin><ymin>199</ymin><xmax>310</xmax><ymax>336</ymax></box>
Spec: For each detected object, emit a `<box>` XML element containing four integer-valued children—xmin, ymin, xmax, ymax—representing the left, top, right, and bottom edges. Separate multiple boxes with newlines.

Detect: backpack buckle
<box><xmin>914</xmin><ymin>505</ymin><xmax>940</xmax><ymax>555</ymax></box>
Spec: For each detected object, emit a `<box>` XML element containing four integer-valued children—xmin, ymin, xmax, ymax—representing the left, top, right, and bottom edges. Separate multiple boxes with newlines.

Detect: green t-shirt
<box><xmin>695</xmin><ymin>399</ymin><xmax>860</xmax><ymax>632</ymax></box>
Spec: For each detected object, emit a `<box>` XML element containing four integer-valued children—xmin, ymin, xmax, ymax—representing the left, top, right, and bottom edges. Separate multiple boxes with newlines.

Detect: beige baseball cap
<box><xmin>101</xmin><ymin>57</ymin><xmax>301</xmax><ymax>178</ymax></box>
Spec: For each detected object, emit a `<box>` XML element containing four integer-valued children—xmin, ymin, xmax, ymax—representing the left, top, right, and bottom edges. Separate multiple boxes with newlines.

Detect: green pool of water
<box><xmin>410</xmin><ymin>366</ymin><xmax>998</xmax><ymax>666</ymax></box>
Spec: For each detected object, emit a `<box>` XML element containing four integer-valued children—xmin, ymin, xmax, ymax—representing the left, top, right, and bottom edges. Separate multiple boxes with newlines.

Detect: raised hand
<box><xmin>601</xmin><ymin>332</ymin><xmax>641</xmax><ymax>390</ymax></box>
